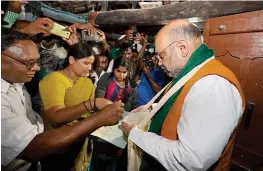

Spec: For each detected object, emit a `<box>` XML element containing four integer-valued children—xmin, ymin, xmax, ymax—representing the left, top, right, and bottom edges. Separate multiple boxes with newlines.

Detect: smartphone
<box><xmin>50</xmin><ymin>23</ymin><xmax>71</xmax><ymax>39</ymax></box>
<box><xmin>81</xmin><ymin>31</ymin><xmax>99</xmax><ymax>41</ymax></box>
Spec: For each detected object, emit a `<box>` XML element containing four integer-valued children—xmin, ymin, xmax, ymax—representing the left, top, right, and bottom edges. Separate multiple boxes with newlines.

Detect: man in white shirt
<box><xmin>90</xmin><ymin>53</ymin><xmax>109</xmax><ymax>87</ymax></box>
<box><xmin>115</xmin><ymin>25</ymin><xmax>143</xmax><ymax>52</ymax></box>
<box><xmin>1</xmin><ymin>28</ymin><xmax>124</xmax><ymax>171</ymax></box>
<box><xmin>120</xmin><ymin>19</ymin><xmax>245</xmax><ymax>171</ymax></box>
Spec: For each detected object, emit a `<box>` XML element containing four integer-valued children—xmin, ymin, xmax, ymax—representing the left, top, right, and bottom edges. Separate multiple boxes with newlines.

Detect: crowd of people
<box><xmin>1</xmin><ymin>1</ymin><xmax>245</xmax><ymax>171</ymax></box>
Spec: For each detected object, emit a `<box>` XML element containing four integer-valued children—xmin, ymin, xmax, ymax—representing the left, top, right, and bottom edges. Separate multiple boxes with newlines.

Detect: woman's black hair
<box><xmin>110</xmin><ymin>57</ymin><xmax>129</xmax><ymax>78</ymax></box>
<box><xmin>63</xmin><ymin>43</ymin><xmax>95</xmax><ymax>68</ymax></box>
<box><xmin>110</xmin><ymin>57</ymin><xmax>131</xmax><ymax>100</ymax></box>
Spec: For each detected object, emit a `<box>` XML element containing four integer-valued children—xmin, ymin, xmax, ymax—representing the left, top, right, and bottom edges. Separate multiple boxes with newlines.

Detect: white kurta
<box><xmin>1</xmin><ymin>79</ymin><xmax>44</xmax><ymax>170</ymax></box>
<box><xmin>129</xmin><ymin>75</ymin><xmax>243</xmax><ymax>171</ymax></box>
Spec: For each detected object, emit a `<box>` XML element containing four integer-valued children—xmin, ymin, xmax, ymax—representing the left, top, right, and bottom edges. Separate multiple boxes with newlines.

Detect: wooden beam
<box><xmin>92</xmin><ymin>1</ymin><xmax>263</xmax><ymax>26</ymax></box>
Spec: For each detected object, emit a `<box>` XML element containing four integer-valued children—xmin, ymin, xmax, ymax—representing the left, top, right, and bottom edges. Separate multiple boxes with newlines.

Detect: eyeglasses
<box><xmin>154</xmin><ymin>40</ymin><xmax>181</xmax><ymax>61</ymax></box>
<box><xmin>2</xmin><ymin>54</ymin><xmax>40</xmax><ymax>70</ymax></box>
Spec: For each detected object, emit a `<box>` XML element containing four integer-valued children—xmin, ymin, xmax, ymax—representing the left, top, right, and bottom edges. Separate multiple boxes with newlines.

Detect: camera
<box><xmin>145</xmin><ymin>58</ymin><xmax>155</xmax><ymax>70</ymax></box>
<box><xmin>144</xmin><ymin>47</ymin><xmax>155</xmax><ymax>70</ymax></box>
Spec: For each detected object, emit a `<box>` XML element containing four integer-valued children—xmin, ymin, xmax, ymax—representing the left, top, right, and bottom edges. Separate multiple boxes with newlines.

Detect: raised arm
<box><xmin>19</xmin><ymin>101</ymin><xmax>124</xmax><ymax>162</ymax></box>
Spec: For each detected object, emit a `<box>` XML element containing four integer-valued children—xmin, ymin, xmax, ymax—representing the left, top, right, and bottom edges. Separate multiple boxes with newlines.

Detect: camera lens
<box><xmin>146</xmin><ymin>59</ymin><xmax>154</xmax><ymax>70</ymax></box>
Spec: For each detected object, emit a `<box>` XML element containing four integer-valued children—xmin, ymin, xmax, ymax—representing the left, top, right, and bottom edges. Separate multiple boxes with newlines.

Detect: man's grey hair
<box><xmin>169</xmin><ymin>23</ymin><xmax>202</xmax><ymax>41</ymax></box>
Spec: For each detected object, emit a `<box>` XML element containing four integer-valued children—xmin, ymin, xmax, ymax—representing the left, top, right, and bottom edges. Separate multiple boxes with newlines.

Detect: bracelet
<box><xmin>83</xmin><ymin>101</ymin><xmax>89</xmax><ymax>112</ymax></box>
<box><xmin>94</xmin><ymin>98</ymin><xmax>98</xmax><ymax>112</ymax></box>
<box><xmin>84</xmin><ymin>100</ymin><xmax>96</xmax><ymax>114</ymax></box>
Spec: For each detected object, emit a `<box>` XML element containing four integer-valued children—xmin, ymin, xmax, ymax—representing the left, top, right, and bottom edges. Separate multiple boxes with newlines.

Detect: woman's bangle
<box><xmin>83</xmin><ymin>101</ymin><xmax>89</xmax><ymax>112</ymax></box>
<box><xmin>83</xmin><ymin>100</ymin><xmax>96</xmax><ymax>114</ymax></box>
<box><xmin>89</xmin><ymin>99</ymin><xmax>94</xmax><ymax>111</ymax></box>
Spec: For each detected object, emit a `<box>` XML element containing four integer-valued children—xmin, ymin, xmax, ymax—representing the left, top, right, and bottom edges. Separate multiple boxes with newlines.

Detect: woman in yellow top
<box><xmin>39</xmin><ymin>35</ymin><xmax>111</xmax><ymax>171</ymax></box>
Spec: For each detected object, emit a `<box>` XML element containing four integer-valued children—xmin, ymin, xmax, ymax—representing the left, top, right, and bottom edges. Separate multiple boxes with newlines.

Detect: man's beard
<box><xmin>168</xmin><ymin>69</ymin><xmax>182</xmax><ymax>78</ymax></box>
<box><xmin>161</xmin><ymin>66</ymin><xmax>182</xmax><ymax>78</ymax></box>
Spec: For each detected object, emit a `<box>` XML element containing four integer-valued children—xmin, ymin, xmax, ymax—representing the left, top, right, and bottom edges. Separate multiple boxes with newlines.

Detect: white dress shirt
<box><xmin>129</xmin><ymin>75</ymin><xmax>243</xmax><ymax>171</ymax></box>
<box><xmin>107</xmin><ymin>59</ymin><xmax>114</xmax><ymax>73</ymax></box>
<box><xmin>90</xmin><ymin>70</ymin><xmax>106</xmax><ymax>88</ymax></box>
<box><xmin>1</xmin><ymin>79</ymin><xmax>44</xmax><ymax>171</ymax></box>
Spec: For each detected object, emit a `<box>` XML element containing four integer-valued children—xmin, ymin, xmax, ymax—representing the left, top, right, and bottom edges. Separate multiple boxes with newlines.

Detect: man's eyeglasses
<box><xmin>154</xmin><ymin>40</ymin><xmax>181</xmax><ymax>61</ymax></box>
<box><xmin>2</xmin><ymin>54</ymin><xmax>40</xmax><ymax>70</ymax></box>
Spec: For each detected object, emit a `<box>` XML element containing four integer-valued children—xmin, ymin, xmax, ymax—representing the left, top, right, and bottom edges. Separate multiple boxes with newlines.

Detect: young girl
<box><xmin>91</xmin><ymin>57</ymin><xmax>138</xmax><ymax>171</ymax></box>
<box><xmin>96</xmin><ymin>57</ymin><xmax>138</xmax><ymax>112</ymax></box>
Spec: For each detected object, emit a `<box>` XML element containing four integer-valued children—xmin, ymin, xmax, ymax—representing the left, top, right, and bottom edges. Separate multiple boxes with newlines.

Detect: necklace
<box><xmin>64</xmin><ymin>69</ymin><xmax>76</xmax><ymax>84</ymax></box>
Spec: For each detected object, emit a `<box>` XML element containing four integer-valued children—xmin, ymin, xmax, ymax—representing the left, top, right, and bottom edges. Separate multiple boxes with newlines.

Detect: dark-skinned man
<box><xmin>137</xmin><ymin>53</ymin><xmax>168</xmax><ymax>106</ymax></box>
<box><xmin>1</xmin><ymin>28</ymin><xmax>124</xmax><ymax>171</ymax></box>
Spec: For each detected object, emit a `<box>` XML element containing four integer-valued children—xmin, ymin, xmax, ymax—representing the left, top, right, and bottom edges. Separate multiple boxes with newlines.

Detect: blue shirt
<box><xmin>138</xmin><ymin>68</ymin><xmax>167</xmax><ymax>106</ymax></box>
